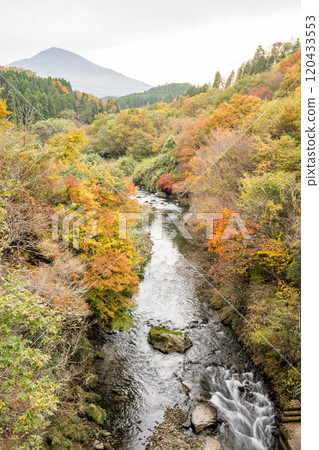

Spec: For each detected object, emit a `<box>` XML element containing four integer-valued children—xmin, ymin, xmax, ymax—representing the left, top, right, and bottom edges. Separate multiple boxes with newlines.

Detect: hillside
<box><xmin>0</xmin><ymin>96</ymin><xmax>149</xmax><ymax>448</ymax></box>
<box><xmin>111</xmin><ymin>83</ymin><xmax>191</xmax><ymax>108</ymax></box>
<box><xmin>0</xmin><ymin>66</ymin><xmax>112</xmax><ymax>125</ymax></box>
<box><xmin>8</xmin><ymin>47</ymin><xmax>151</xmax><ymax>98</ymax></box>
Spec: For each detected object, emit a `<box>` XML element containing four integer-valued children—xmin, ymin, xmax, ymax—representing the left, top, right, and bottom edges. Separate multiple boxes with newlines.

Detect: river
<box><xmin>95</xmin><ymin>191</ymin><xmax>278</xmax><ymax>450</ymax></box>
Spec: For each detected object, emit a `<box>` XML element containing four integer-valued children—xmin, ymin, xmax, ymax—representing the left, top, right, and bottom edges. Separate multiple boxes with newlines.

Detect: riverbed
<box><xmin>95</xmin><ymin>191</ymin><xmax>278</xmax><ymax>450</ymax></box>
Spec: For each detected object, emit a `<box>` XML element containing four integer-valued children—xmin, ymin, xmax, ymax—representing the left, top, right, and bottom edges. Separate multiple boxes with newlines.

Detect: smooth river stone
<box><xmin>205</xmin><ymin>436</ymin><xmax>222</xmax><ymax>449</ymax></box>
<box><xmin>191</xmin><ymin>402</ymin><xmax>218</xmax><ymax>433</ymax></box>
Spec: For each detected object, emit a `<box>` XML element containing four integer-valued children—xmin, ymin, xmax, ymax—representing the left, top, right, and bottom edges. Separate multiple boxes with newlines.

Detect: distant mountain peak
<box><xmin>7</xmin><ymin>47</ymin><xmax>151</xmax><ymax>98</ymax></box>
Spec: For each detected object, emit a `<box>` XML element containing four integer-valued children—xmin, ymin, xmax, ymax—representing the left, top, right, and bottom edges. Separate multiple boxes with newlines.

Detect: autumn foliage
<box><xmin>157</xmin><ymin>174</ymin><xmax>175</xmax><ymax>194</ymax></box>
<box><xmin>0</xmin><ymin>41</ymin><xmax>301</xmax><ymax>446</ymax></box>
<box><xmin>0</xmin><ymin>99</ymin><xmax>144</xmax><ymax>446</ymax></box>
<box><xmin>172</xmin><ymin>48</ymin><xmax>301</xmax><ymax>400</ymax></box>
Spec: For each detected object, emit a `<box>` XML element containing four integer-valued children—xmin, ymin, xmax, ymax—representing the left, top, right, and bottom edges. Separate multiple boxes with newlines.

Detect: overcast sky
<box><xmin>1</xmin><ymin>0</ymin><xmax>300</xmax><ymax>85</ymax></box>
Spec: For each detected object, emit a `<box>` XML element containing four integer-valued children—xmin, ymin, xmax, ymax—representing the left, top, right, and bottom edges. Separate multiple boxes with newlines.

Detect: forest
<box><xmin>114</xmin><ymin>83</ymin><xmax>191</xmax><ymax>109</ymax></box>
<box><xmin>0</xmin><ymin>39</ymin><xmax>300</xmax><ymax>448</ymax></box>
<box><xmin>0</xmin><ymin>67</ymin><xmax>111</xmax><ymax>125</ymax></box>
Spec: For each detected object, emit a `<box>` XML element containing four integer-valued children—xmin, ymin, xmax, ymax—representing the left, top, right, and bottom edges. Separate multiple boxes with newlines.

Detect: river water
<box><xmin>95</xmin><ymin>191</ymin><xmax>278</xmax><ymax>450</ymax></box>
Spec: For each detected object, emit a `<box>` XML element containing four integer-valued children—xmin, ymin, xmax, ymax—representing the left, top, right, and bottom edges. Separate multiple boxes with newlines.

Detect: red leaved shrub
<box><xmin>158</xmin><ymin>174</ymin><xmax>175</xmax><ymax>194</ymax></box>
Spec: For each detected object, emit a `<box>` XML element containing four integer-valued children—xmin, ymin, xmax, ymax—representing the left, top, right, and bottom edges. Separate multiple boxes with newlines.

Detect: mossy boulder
<box><xmin>47</xmin><ymin>433</ymin><xmax>72</xmax><ymax>449</ymax></box>
<box><xmin>68</xmin><ymin>385</ymin><xmax>102</xmax><ymax>404</ymax></box>
<box><xmin>63</xmin><ymin>423</ymin><xmax>88</xmax><ymax>442</ymax></box>
<box><xmin>114</xmin><ymin>395</ymin><xmax>128</xmax><ymax>402</ymax></box>
<box><xmin>85</xmin><ymin>403</ymin><xmax>107</xmax><ymax>425</ymax></box>
<box><xmin>94</xmin><ymin>351</ymin><xmax>105</xmax><ymax>359</ymax></box>
<box><xmin>73</xmin><ymin>336</ymin><xmax>95</xmax><ymax>363</ymax></box>
<box><xmin>68</xmin><ymin>385</ymin><xmax>86</xmax><ymax>401</ymax></box>
<box><xmin>148</xmin><ymin>327</ymin><xmax>192</xmax><ymax>354</ymax></box>
<box><xmin>217</xmin><ymin>306</ymin><xmax>232</xmax><ymax>325</ymax></box>
<box><xmin>84</xmin><ymin>373</ymin><xmax>99</xmax><ymax>389</ymax></box>
<box><xmin>85</xmin><ymin>391</ymin><xmax>102</xmax><ymax>403</ymax></box>
<box><xmin>46</xmin><ymin>411</ymin><xmax>92</xmax><ymax>447</ymax></box>
<box><xmin>100</xmin><ymin>430</ymin><xmax>112</xmax><ymax>437</ymax></box>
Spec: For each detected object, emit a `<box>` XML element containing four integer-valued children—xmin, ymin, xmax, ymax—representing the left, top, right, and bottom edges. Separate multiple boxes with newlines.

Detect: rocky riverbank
<box><xmin>147</xmin><ymin>403</ymin><xmax>223</xmax><ymax>450</ymax></box>
<box><xmin>44</xmin><ymin>344</ymin><xmax>113</xmax><ymax>449</ymax></box>
<box><xmin>147</xmin><ymin>407</ymin><xmax>204</xmax><ymax>449</ymax></box>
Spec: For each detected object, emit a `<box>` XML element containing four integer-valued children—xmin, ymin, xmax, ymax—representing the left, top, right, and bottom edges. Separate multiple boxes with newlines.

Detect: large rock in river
<box><xmin>148</xmin><ymin>327</ymin><xmax>192</xmax><ymax>354</ymax></box>
<box><xmin>155</xmin><ymin>191</ymin><xmax>167</xmax><ymax>198</ymax></box>
<box><xmin>191</xmin><ymin>402</ymin><xmax>218</xmax><ymax>434</ymax></box>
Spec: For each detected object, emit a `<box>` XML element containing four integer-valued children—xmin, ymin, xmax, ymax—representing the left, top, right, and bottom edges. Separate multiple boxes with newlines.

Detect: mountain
<box><xmin>7</xmin><ymin>47</ymin><xmax>151</xmax><ymax>98</ymax></box>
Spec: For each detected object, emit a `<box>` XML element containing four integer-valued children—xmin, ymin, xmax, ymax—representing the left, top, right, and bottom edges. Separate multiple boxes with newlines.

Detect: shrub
<box><xmin>158</xmin><ymin>174</ymin><xmax>175</xmax><ymax>194</ymax></box>
<box><xmin>0</xmin><ymin>273</ymin><xmax>63</xmax><ymax>447</ymax></box>
<box><xmin>132</xmin><ymin>151</ymin><xmax>178</xmax><ymax>192</ymax></box>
